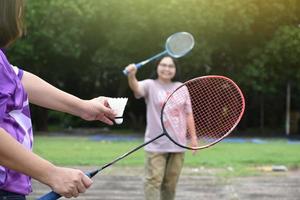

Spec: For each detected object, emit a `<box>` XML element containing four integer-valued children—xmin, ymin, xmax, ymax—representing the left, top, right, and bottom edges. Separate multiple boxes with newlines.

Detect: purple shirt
<box><xmin>0</xmin><ymin>49</ymin><xmax>33</xmax><ymax>195</ymax></box>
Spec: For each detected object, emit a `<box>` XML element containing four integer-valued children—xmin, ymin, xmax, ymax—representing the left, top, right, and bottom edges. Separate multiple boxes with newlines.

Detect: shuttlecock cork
<box><xmin>107</xmin><ymin>97</ymin><xmax>128</xmax><ymax>124</ymax></box>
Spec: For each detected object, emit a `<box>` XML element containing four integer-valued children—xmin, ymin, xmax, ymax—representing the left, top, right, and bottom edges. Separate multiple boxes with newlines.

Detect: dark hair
<box><xmin>0</xmin><ymin>0</ymin><xmax>25</xmax><ymax>48</ymax></box>
<box><xmin>150</xmin><ymin>56</ymin><xmax>181</xmax><ymax>82</ymax></box>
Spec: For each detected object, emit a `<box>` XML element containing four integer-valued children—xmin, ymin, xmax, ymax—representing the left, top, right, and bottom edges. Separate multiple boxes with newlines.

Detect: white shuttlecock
<box><xmin>107</xmin><ymin>97</ymin><xmax>128</xmax><ymax>124</ymax></box>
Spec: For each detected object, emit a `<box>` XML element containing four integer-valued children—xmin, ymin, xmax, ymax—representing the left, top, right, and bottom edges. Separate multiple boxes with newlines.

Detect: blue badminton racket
<box><xmin>123</xmin><ymin>32</ymin><xmax>195</xmax><ymax>75</ymax></box>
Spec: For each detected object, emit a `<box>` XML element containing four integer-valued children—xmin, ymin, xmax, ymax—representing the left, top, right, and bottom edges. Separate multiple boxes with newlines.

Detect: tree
<box><xmin>5</xmin><ymin>0</ymin><xmax>300</xmax><ymax>134</ymax></box>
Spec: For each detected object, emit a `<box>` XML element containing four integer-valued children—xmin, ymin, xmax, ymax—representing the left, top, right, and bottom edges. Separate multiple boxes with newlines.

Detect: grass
<box><xmin>33</xmin><ymin>136</ymin><xmax>300</xmax><ymax>176</ymax></box>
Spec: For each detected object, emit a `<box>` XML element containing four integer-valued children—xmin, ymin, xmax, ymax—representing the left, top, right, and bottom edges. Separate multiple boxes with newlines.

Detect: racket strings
<box><xmin>188</xmin><ymin>78</ymin><xmax>244</xmax><ymax>146</ymax></box>
<box><xmin>167</xmin><ymin>34</ymin><xmax>194</xmax><ymax>56</ymax></box>
<box><xmin>162</xmin><ymin>76</ymin><xmax>244</xmax><ymax>149</ymax></box>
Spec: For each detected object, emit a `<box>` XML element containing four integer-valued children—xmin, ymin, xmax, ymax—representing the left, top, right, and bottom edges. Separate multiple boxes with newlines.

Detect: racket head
<box><xmin>161</xmin><ymin>75</ymin><xmax>245</xmax><ymax>150</ymax></box>
<box><xmin>165</xmin><ymin>32</ymin><xmax>195</xmax><ymax>58</ymax></box>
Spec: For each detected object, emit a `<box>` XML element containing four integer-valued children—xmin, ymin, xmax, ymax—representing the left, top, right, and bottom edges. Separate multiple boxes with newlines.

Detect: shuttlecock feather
<box><xmin>107</xmin><ymin>97</ymin><xmax>128</xmax><ymax>124</ymax></box>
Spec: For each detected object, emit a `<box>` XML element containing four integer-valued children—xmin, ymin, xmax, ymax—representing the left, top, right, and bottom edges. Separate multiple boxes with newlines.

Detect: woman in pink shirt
<box><xmin>125</xmin><ymin>56</ymin><xmax>197</xmax><ymax>200</ymax></box>
<box><xmin>0</xmin><ymin>0</ymin><xmax>116</xmax><ymax>199</ymax></box>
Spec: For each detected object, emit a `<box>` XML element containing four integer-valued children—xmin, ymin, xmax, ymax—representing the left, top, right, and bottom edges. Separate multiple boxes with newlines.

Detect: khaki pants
<box><xmin>144</xmin><ymin>152</ymin><xmax>185</xmax><ymax>200</ymax></box>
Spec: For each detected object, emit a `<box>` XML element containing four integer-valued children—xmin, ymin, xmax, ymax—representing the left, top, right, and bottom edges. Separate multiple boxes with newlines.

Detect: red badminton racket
<box><xmin>39</xmin><ymin>75</ymin><xmax>245</xmax><ymax>200</ymax></box>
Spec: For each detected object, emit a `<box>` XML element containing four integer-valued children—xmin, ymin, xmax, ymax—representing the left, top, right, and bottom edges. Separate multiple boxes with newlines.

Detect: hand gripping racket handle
<box><xmin>123</xmin><ymin>50</ymin><xmax>168</xmax><ymax>75</ymax></box>
<box><xmin>38</xmin><ymin>134</ymin><xmax>165</xmax><ymax>200</ymax></box>
<box><xmin>122</xmin><ymin>63</ymin><xmax>143</xmax><ymax>75</ymax></box>
<box><xmin>37</xmin><ymin>171</ymin><xmax>96</xmax><ymax>200</ymax></box>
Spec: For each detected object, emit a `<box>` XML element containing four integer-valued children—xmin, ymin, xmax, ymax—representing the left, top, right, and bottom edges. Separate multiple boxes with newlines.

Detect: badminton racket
<box><xmin>123</xmin><ymin>32</ymin><xmax>195</xmax><ymax>75</ymax></box>
<box><xmin>38</xmin><ymin>75</ymin><xmax>245</xmax><ymax>200</ymax></box>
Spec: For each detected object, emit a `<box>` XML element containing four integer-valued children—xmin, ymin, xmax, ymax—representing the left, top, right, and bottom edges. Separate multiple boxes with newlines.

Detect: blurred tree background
<box><xmin>5</xmin><ymin>0</ymin><xmax>300</xmax><ymax>136</ymax></box>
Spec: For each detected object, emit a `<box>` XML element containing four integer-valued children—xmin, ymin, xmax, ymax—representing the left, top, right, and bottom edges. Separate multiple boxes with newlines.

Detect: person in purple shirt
<box><xmin>0</xmin><ymin>0</ymin><xmax>116</xmax><ymax>199</ymax></box>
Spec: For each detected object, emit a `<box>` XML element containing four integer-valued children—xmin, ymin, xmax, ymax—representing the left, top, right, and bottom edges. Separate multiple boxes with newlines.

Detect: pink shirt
<box><xmin>137</xmin><ymin>79</ymin><xmax>192</xmax><ymax>152</ymax></box>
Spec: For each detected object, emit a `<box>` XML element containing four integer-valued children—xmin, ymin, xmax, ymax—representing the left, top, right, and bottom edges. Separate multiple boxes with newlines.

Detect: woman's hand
<box><xmin>125</xmin><ymin>64</ymin><xmax>137</xmax><ymax>77</ymax></box>
<box><xmin>80</xmin><ymin>96</ymin><xmax>117</xmax><ymax>125</ymax></box>
<box><xmin>47</xmin><ymin>166</ymin><xmax>93</xmax><ymax>198</ymax></box>
<box><xmin>190</xmin><ymin>136</ymin><xmax>198</xmax><ymax>155</ymax></box>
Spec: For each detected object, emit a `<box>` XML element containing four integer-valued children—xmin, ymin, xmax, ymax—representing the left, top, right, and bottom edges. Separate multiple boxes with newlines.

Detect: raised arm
<box><xmin>125</xmin><ymin>64</ymin><xmax>144</xmax><ymax>97</ymax></box>
<box><xmin>21</xmin><ymin>71</ymin><xmax>115</xmax><ymax>125</ymax></box>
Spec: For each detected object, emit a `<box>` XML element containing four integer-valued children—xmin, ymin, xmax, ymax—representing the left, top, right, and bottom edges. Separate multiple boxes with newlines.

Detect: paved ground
<box><xmin>28</xmin><ymin>166</ymin><xmax>300</xmax><ymax>200</ymax></box>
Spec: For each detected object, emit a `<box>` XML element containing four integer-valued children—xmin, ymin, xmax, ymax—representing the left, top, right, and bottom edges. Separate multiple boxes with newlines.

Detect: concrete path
<box><xmin>28</xmin><ymin>166</ymin><xmax>300</xmax><ymax>200</ymax></box>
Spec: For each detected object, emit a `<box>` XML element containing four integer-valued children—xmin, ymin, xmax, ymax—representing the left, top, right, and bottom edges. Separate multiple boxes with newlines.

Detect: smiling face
<box><xmin>156</xmin><ymin>57</ymin><xmax>176</xmax><ymax>83</ymax></box>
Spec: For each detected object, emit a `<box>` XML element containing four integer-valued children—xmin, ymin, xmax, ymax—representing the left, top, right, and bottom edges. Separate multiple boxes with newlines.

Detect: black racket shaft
<box><xmin>38</xmin><ymin>133</ymin><xmax>165</xmax><ymax>200</ymax></box>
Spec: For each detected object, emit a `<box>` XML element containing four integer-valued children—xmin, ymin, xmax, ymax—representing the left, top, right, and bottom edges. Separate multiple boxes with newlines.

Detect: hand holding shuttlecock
<box><xmin>107</xmin><ymin>97</ymin><xmax>128</xmax><ymax>124</ymax></box>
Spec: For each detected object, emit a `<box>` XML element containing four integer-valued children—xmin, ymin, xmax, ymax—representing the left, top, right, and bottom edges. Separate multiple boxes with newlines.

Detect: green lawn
<box><xmin>34</xmin><ymin>136</ymin><xmax>300</xmax><ymax>176</ymax></box>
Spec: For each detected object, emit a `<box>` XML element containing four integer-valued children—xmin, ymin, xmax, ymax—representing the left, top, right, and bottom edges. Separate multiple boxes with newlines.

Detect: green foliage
<box><xmin>245</xmin><ymin>25</ymin><xmax>300</xmax><ymax>91</ymax></box>
<box><xmin>34</xmin><ymin>136</ymin><xmax>300</xmax><ymax>175</ymax></box>
<box><xmin>5</xmin><ymin>0</ymin><xmax>300</xmax><ymax>132</ymax></box>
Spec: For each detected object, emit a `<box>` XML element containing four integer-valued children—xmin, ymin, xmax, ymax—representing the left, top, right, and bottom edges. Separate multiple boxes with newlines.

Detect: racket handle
<box><xmin>37</xmin><ymin>191</ymin><xmax>61</xmax><ymax>200</ymax></box>
<box><xmin>123</xmin><ymin>68</ymin><xmax>129</xmax><ymax>75</ymax></box>
<box><xmin>123</xmin><ymin>50</ymin><xmax>168</xmax><ymax>76</ymax></box>
<box><xmin>122</xmin><ymin>63</ymin><xmax>141</xmax><ymax>76</ymax></box>
<box><xmin>37</xmin><ymin>172</ymin><xmax>93</xmax><ymax>200</ymax></box>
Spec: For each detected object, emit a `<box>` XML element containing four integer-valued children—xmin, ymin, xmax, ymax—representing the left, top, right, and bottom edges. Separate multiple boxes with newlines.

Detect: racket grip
<box><xmin>123</xmin><ymin>63</ymin><xmax>141</xmax><ymax>76</ymax></box>
<box><xmin>123</xmin><ymin>68</ymin><xmax>129</xmax><ymax>76</ymax></box>
<box><xmin>37</xmin><ymin>191</ymin><xmax>61</xmax><ymax>200</ymax></box>
<box><xmin>37</xmin><ymin>172</ymin><xmax>93</xmax><ymax>200</ymax></box>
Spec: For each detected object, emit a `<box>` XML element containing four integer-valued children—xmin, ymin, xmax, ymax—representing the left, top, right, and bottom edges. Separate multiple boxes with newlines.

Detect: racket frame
<box><xmin>162</xmin><ymin>75</ymin><xmax>245</xmax><ymax>150</ymax></box>
<box><xmin>123</xmin><ymin>32</ymin><xmax>194</xmax><ymax>75</ymax></box>
<box><xmin>38</xmin><ymin>75</ymin><xmax>245</xmax><ymax>200</ymax></box>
